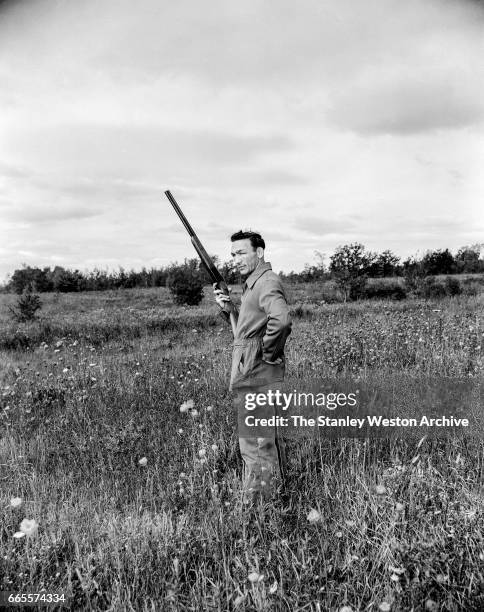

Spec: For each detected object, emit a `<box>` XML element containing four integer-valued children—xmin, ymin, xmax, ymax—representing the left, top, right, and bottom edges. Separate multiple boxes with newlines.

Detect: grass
<box><xmin>1</xmin><ymin>286</ymin><xmax>484</xmax><ymax>611</ymax></box>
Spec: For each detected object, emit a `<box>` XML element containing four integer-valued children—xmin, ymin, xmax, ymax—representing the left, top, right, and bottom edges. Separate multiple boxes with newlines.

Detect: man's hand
<box><xmin>213</xmin><ymin>283</ymin><xmax>232</xmax><ymax>310</ymax></box>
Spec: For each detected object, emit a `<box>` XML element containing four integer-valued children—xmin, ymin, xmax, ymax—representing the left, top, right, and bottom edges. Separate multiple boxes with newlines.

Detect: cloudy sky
<box><xmin>1</xmin><ymin>0</ymin><xmax>483</xmax><ymax>280</ymax></box>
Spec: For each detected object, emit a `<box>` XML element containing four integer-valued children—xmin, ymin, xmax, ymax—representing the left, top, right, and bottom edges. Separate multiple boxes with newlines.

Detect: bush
<box><xmin>420</xmin><ymin>277</ymin><xmax>446</xmax><ymax>299</ymax></box>
<box><xmin>348</xmin><ymin>276</ymin><xmax>368</xmax><ymax>301</ymax></box>
<box><xmin>364</xmin><ymin>280</ymin><xmax>407</xmax><ymax>301</ymax></box>
<box><xmin>167</xmin><ymin>262</ymin><xmax>205</xmax><ymax>306</ymax></box>
<box><xmin>8</xmin><ymin>286</ymin><xmax>42</xmax><ymax>322</ymax></box>
<box><xmin>444</xmin><ymin>276</ymin><xmax>462</xmax><ymax>296</ymax></box>
<box><xmin>418</xmin><ymin>276</ymin><xmax>463</xmax><ymax>299</ymax></box>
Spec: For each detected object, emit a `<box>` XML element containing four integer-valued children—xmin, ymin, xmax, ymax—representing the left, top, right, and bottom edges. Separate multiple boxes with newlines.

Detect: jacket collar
<box><xmin>244</xmin><ymin>261</ymin><xmax>272</xmax><ymax>289</ymax></box>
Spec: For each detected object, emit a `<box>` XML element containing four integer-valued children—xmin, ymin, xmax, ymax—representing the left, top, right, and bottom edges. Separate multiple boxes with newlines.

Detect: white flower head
<box><xmin>138</xmin><ymin>457</ymin><xmax>148</xmax><ymax>466</ymax></box>
<box><xmin>19</xmin><ymin>518</ymin><xmax>39</xmax><ymax>537</ymax></box>
<box><xmin>10</xmin><ymin>497</ymin><xmax>22</xmax><ymax>508</ymax></box>
<box><xmin>307</xmin><ymin>509</ymin><xmax>322</xmax><ymax>524</ymax></box>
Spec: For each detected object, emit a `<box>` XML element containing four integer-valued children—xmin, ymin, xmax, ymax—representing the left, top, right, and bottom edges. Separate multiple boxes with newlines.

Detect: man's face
<box><xmin>231</xmin><ymin>239</ymin><xmax>261</xmax><ymax>276</ymax></box>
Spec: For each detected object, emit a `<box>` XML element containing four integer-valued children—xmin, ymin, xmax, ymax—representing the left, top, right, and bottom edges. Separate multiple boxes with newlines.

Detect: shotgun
<box><xmin>164</xmin><ymin>190</ymin><xmax>238</xmax><ymax>332</ymax></box>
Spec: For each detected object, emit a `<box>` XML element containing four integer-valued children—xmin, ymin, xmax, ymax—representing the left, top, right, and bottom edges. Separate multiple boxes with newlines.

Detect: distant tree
<box><xmin>166</xmin><ymin>259</ymin><xmax>205</xmax><ymax>305</ymax></box>
<box><xmin>402</xmin><ymin>255</ymin><xmax>426</xmax><ymax>292</ymax></box>
<box><xmin>455</xmin><ymin>244</ymin><xmax>483</xmax><ymax>274</ymax></box>
<box><xmin>9</xmin><ymin>265</ymin><xmax>36</xmax><ymax>294</ymax></box>
<box><xmin>307</xmin><ymin>250</ymin><xmax>328</xmax><ymax>281</ymax></box>
<box><xmin>8</xmin><ymin>285</ymin><xmax>42</xmax><ymax>322</ymax></box>
<box><xmin>421</xmin><ymin>249</ymin><xmax>456</xmax><ymax>275</ymax></box>
<box><xmin>51</xmin><ymin>266</ymin><xmax>83</xmax><ymax>292</ymax></box>
<box><xmin>220</xmin><ymin>260</ymin><xmax>239</xmax><ymax>285</ymax></box>
<box><xmin>329</xmin><ymin>243</ymin><xmax>375</xmax><ymax>301</ymax></box>
<box><xmin>366</xmin><ymin>250</ymin><xmax>401</xmax><ymax>277</ymax></box>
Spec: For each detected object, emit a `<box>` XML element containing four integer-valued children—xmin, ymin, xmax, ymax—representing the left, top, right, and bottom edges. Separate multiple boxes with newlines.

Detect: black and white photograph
<box><xmin>1</xmin><ymin>1</ymin><xmax>483</xmax><ymax>610</ymax></box>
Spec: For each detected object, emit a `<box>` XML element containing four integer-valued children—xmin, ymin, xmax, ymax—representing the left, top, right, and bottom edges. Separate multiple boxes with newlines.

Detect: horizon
<box><xmin>2</xmin><ymin>240</ymin><xmax>482</xmax><ymax>284</ymax></box>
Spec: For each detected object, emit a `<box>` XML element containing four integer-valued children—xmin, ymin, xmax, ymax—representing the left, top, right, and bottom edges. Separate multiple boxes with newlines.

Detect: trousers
<box><xmin>231</xmin><ymin>338</ymin><xmax>287</xmax><ymax>500</ymax></box>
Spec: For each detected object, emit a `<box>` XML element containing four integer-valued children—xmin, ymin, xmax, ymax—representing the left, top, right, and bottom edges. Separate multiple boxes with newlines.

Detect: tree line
<box><xmin>2</xmin><ymin>243</ymin><xmax>483</xmax><ymax>295</ymax></box>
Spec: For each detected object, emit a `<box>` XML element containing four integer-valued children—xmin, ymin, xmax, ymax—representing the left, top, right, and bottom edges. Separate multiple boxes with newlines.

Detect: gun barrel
<box><xmin>164</xmin><ymin>190</ymin><xmax>196</xmax><ymax>237</ymax></box>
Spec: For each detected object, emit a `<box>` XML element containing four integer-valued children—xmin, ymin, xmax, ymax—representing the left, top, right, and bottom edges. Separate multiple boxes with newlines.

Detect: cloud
<box><xmin>6</xmin><ymin>124</ymin><xmax>291</xmax><ymax>178</ymax></box>
<box><xmin>242</xmin><ymin>169</ymin><xmax>308</xmax><ymax>186</ymax></box>
<box><xmin>2</xmin><ymin>204</ymin><xmax>101</xmax><ymax>224</ymax></box>
<box><xmin>0</xmin><ymin>161</ymin><xmax>31</xmax><ymax>179</ymax></box>
<box><xmin>294</xmin><ymin>216</ymin><xmax>358</xmax><ymax>237</ymax></box>
<box><xmin>327</xmin><ymin>67</ymin><xmax>484</xmax><ymax>135</ymax></box>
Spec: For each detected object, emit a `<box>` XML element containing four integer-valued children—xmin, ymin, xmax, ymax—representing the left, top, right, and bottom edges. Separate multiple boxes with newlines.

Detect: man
<box><xmin>214</xmin><ymin>230</ymin><xmax>292</xmax><ymax>502</ymax></box>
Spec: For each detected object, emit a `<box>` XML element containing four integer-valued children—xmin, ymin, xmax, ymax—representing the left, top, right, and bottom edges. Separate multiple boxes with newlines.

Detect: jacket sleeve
<box><xmin>258</xmin><ymin>277</ymin><xmax>292</xmax><ymax>362</ymax></box>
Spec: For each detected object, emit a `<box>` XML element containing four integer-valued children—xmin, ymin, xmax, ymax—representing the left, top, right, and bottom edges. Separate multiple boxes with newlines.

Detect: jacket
<box><xmin>229</xmin><ymin>262</ymin><xmax>292</xmax><ymax>390</ymax></box>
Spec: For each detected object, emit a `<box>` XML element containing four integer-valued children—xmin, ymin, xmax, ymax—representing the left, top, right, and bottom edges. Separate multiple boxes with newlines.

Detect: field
<box><xmin>1</xmin><ymin>285</ymin><xmax>484</xmax><ymax>611</ymax></box>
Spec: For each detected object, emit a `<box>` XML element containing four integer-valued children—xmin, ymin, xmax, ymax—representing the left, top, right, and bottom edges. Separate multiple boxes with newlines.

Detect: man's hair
<box><xmin>230</xmin><ymin>230</ymin><xmax>265</xmax><ymax>250</ymax></box>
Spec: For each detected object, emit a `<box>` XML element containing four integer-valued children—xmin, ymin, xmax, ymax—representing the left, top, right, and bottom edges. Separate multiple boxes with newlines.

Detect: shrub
<box><xmin>167</xmin><ymin>262</ymin><xmax>205</xmax><ymax>306</ymax></box>
<box><xmin>364</xmin><ymin>281</ymin><xmax>407</xmax><ymax>301</ymax></box>
<box><xmin>421</xmin><ymin>277</ymin><xmax>447</xmax><ymax>299</ymax></box>
<box><xmin>444</xmin><ymin>276</ymin><xmax>462</xmax><ymax>296</ymax></box>
<box><xmin>8</xmin><ymin>286</ymin><xmax>42</xmax><ymax>322</ymax></box>
<box><xmin>348</xmin><ymin>276</ymin><xmax>368</xmax><ymax>301</ymax></box>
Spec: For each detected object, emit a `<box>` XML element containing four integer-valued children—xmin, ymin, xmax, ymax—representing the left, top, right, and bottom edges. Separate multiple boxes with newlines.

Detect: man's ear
<box><xmin>256</xmin><ymin>247</ymin><xmax>264</xmax><ymax>259</ymax></box>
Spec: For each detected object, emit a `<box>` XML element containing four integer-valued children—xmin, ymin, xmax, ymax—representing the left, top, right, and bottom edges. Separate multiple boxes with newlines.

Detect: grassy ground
<box><xmin>1</xmin><ymin>286</ymin><xmax>483</xmax><ymax>611</ymax></box>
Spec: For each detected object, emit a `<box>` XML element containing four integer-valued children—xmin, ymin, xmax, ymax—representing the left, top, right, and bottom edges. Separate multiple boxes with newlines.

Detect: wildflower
<box><xmin>206</xmin><ymin>406</ymin><xmax>213</xmax><ymax>412</ymax></box>
<box><xmin>339</xmin><ymin>607</ymin><xmax>353</xmax><ymax>612</ymax></box>
<box><xmin>180</xmin><ymin>472</ymin><xmax>186</xmax><ymax>478</ymax></box>
<box><xmin>10</xmin><ymin>497</ymin><xmax>22</xmax><ymax>508</ymax></box>
<box><xmin>198</xmin><ymin>449</ymin><xmax>206</xmax><ymax>458</ymax></box>
<box><xmin>138</xmin><ymin>457</ymin><xmax>148</xmax><ymax>466</ymax></box>
<box><xmin>13</xmin><ymin>531</ymin><xmax>25</xmax><ymax>539</ymax></box>
<box><xmin>19</xmin><ymin>518</ymin><xmax>39</xmax><ymax>537</ymax></box>
<box><xmin>178</xmin><ymin>428</ymin><xmax>183</xmax><ymax>434</ymax></box>
<box><xmin>425</xmin><ymin>600</ymin><xmax>438</xmax><ymax>611</ymax></box>
<box><xmin>211</xmin><ymin>444</ymin><xmax>218</xmax><ymax>452</ymax></box>
<box><xmin>395</xmin><ymin>502</ymin><xmax>405</xmax><ymax>512</ymax></box>
<box><xmin>269</xmin><ymin>580</ymin><xmax>278</xmax><ymax>594</ymax></box>
<box><xmin>307</xmin><ymin>509</ymin><xmax>322</xmax><ymax>524</ymax></box>
<box><xmin>179</xmin><ymin>399</ymin><xmax>195</xmax><ymax>413</ymax></box>
<box><xmin>190</xmin><ymin>409</ymin><xmax>199</xmax><ymax>417</ymax></box>
<box><xmin>248</xmin><ymin>571</ymin><xmax>264</xmax><ymax>583</ymax></box>
<box><xmin>374</xmin><ymin>484</ymin><xmax>387</xmax><ymax>495</ymax></box>
<box><xmin>379</xmin><ymin>603</ymin><xmax>391</xmax><ymax>612</ymax></box>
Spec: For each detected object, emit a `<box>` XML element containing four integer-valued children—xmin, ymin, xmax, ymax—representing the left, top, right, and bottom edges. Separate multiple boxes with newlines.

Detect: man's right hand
<box><xmin>213</xmin><ymin>283</ymin><xmax>232</xmax><ymax>310</ymax></box>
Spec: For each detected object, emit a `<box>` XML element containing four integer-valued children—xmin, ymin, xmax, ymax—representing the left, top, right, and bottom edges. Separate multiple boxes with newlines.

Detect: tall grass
<box><xmin>1</xmin><ymin>288</ymin><xmax>483</xmax><ymax>610</ymax></box>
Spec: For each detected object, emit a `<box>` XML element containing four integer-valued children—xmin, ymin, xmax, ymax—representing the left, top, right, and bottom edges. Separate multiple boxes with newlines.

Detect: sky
<box><xmin>1</xmin><ymin>0</ymin><xmax>483</xmax><ymax>280</ymax></box>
